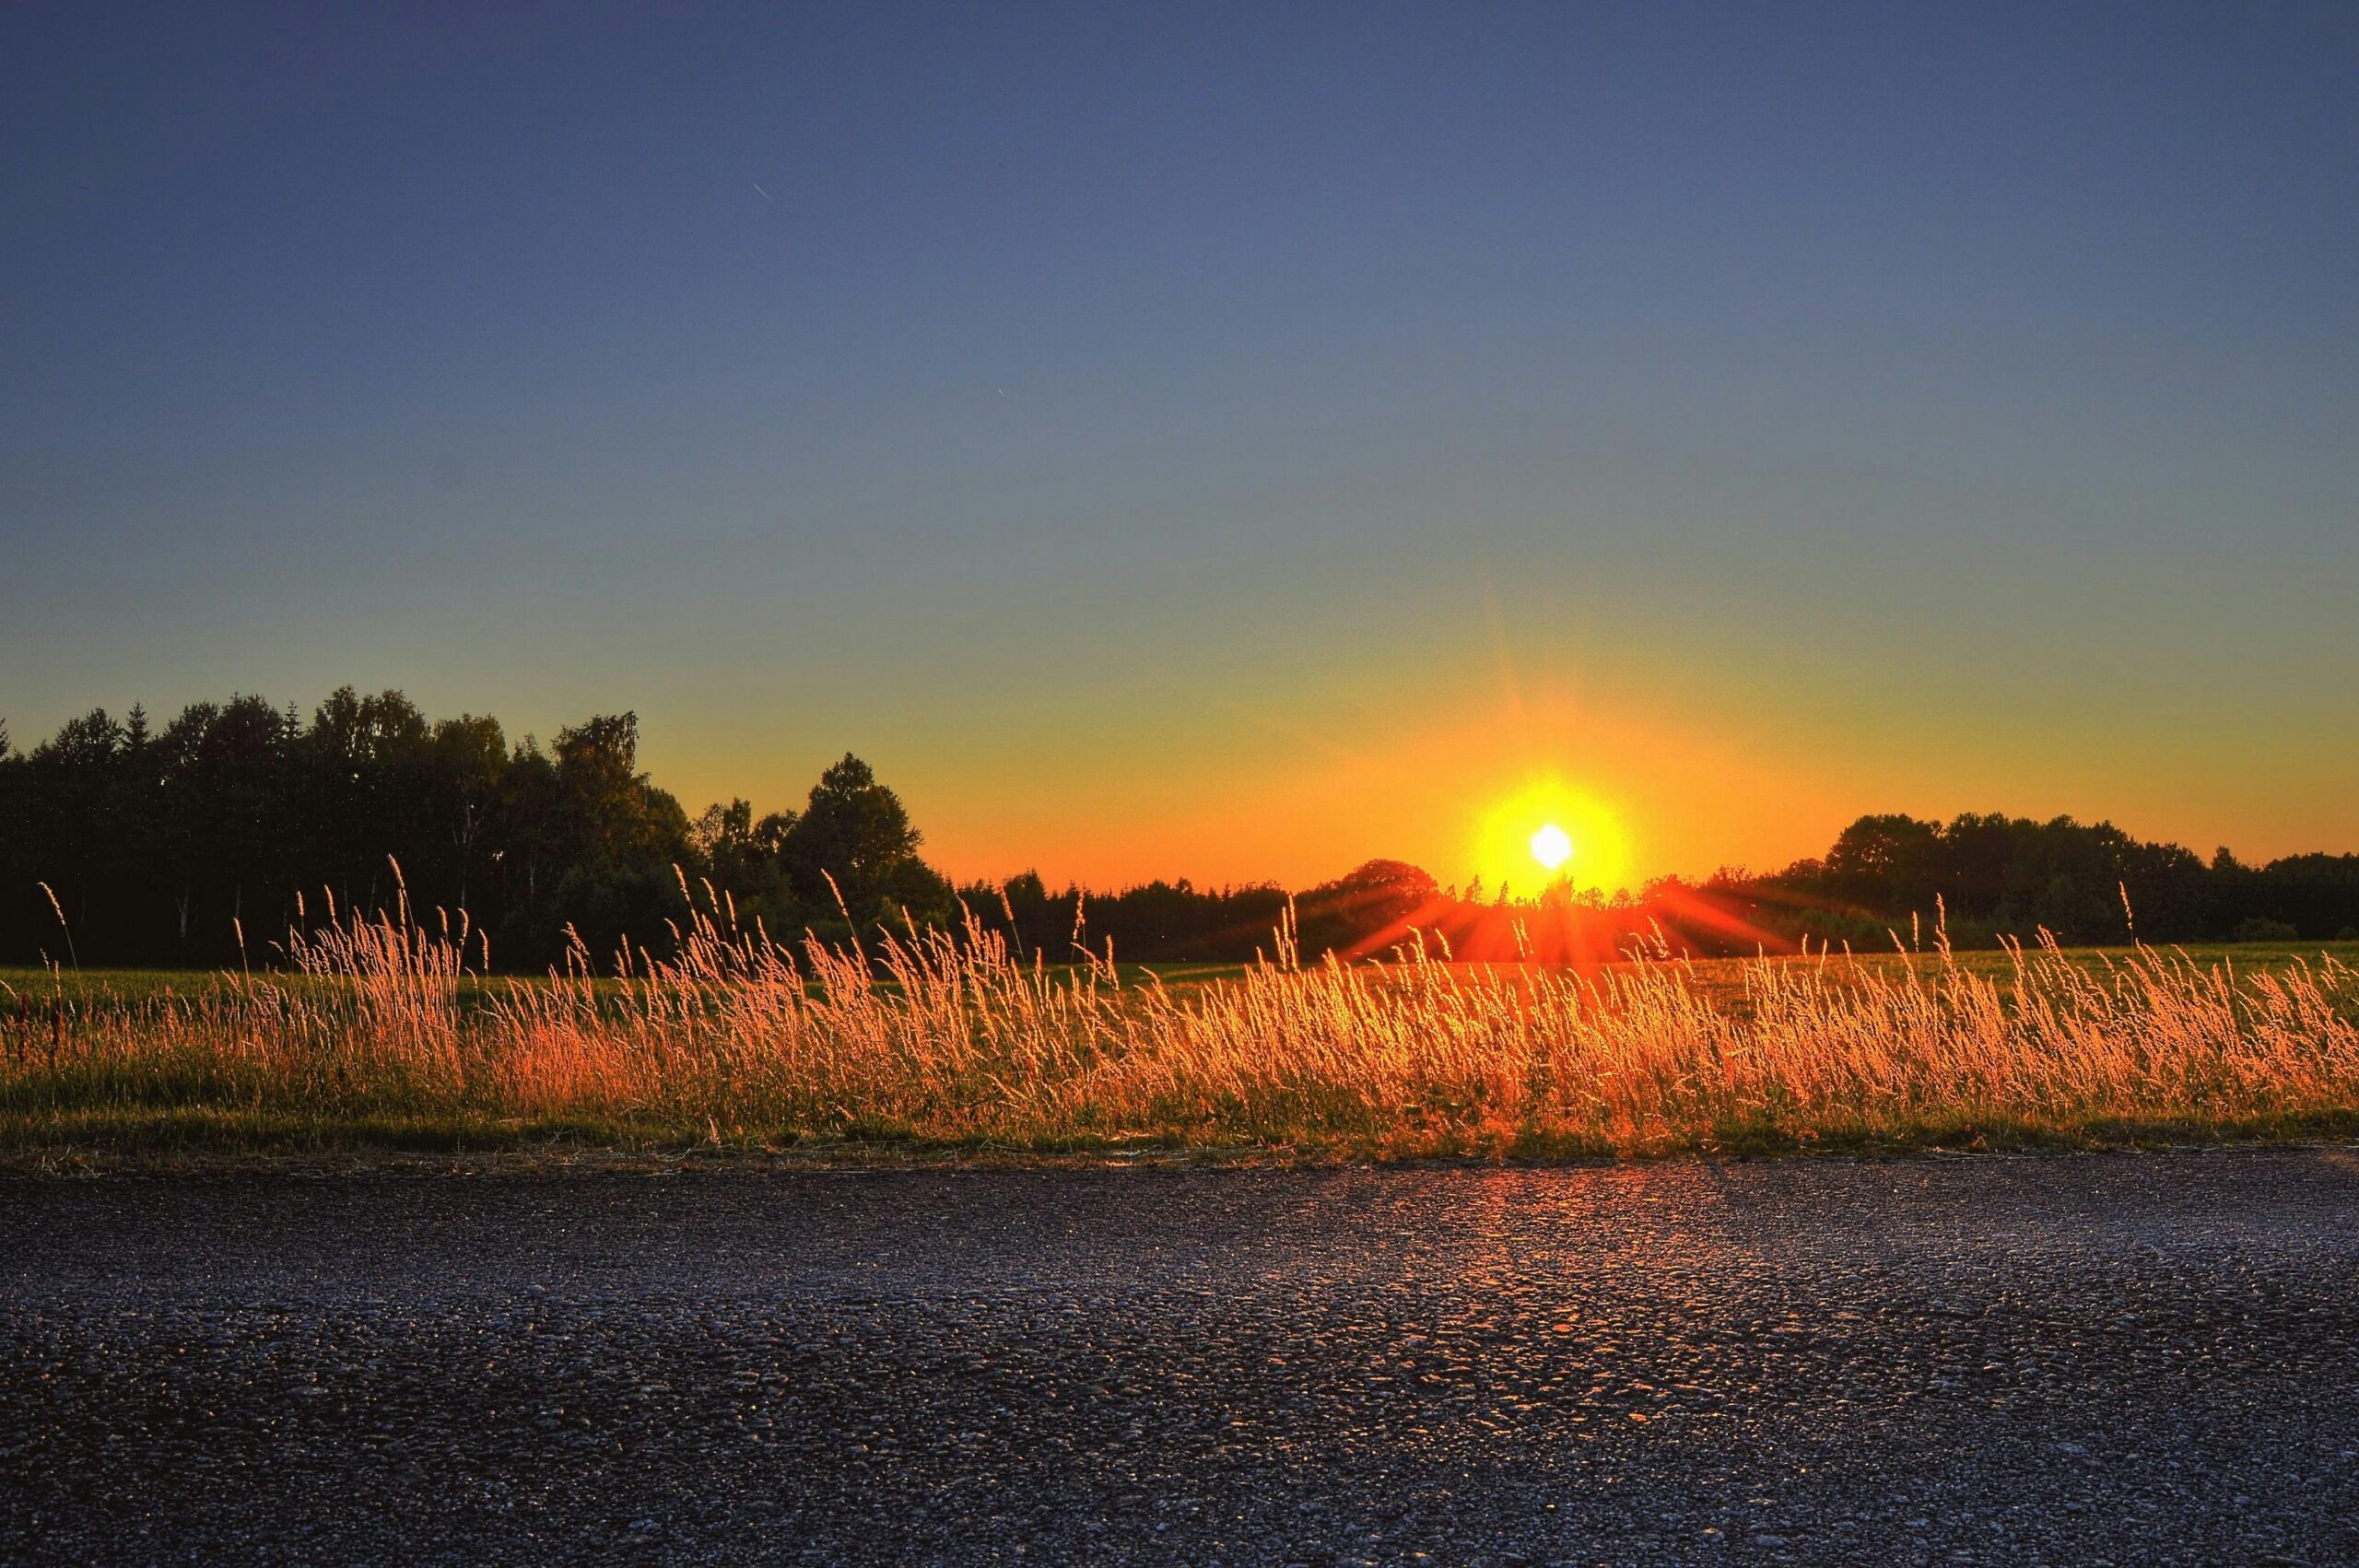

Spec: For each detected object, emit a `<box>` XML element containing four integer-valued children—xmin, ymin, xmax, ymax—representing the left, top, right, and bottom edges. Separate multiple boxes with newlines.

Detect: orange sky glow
<box><xmin>640</xmin><ymin>613</ymin><xmax>2354</xmax><ymax>899</ymax></box>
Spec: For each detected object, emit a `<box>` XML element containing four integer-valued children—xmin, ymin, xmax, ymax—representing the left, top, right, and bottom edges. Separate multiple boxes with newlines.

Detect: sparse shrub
<box><xmin>2236</xmin><ymin>917</ymin><xmax>2301</xmax><ymax>943</ymax></box>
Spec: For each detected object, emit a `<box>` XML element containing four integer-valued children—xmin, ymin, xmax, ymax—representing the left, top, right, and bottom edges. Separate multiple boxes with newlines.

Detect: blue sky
<box><xmin>5</xmin><ymin>2</ymin><xmax>2354</xmax><ymax>884</ymax></box>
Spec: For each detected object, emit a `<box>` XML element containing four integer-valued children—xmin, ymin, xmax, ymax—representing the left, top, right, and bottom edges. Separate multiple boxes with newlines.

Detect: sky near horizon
<box><xmin>5</xmin><ymin>2</ymin><xmax>2355</xmax><ymax>892</ymax></box>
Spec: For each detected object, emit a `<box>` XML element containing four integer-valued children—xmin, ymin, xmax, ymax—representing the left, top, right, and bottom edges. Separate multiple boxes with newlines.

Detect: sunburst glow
<box><xmin>1472</xmin><ymin>780</ymin><xmax>1633</xmax><ymax>895</ymax></box>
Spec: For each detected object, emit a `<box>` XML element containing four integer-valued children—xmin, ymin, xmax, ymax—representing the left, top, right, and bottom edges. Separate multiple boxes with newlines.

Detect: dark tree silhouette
<box><xmin>536</xmin><ymin>712</ymin><xmax>696</xmax><ymax>965</ymax></box>
<box><xmin>775</xmin><ymin>755</ymin><xmax>954</xmax><ymax>939</ymax></box>
<box><xmin>2</xmin><ymin>693</ymin><xmax>2355</xmax><ymax>968</ymax></box>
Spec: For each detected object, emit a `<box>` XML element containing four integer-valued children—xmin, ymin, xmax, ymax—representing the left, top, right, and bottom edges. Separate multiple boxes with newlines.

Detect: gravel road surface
<box><xmin>4</xmin><ymin>1152</ymin><xmax>2356</xmax><ymax>1564</ymax></box>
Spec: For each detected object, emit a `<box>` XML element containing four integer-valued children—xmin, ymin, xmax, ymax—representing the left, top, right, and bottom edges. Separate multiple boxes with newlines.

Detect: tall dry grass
<box><xmin>6</xmin><ymin>876</ymin><xmax>2358</xmax><ymax>1156</ymax></box>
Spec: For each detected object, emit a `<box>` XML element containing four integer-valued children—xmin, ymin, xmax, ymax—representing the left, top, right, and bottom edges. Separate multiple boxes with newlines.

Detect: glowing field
<box><xmin>4</xmin><ymin>894</ymin><xmax>2356</xmax><ymax>1165</ymax></box>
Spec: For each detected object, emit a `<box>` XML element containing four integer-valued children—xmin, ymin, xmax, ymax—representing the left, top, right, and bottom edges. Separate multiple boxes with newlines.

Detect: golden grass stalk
<box><xmin>5</xmin><ymin>886</ymin><xmax>2356</xmax><ymax>1157</ymax></box>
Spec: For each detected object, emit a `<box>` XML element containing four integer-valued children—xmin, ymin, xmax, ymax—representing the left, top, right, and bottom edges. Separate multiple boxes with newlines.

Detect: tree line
<box><xmin>0</xmin><ymin>690</ymin><xmax>951</xmax><ymax>970</ymax></box>
<box><xmin>3</xmin><ymin>690</ymin><xmax>2354</xmax><ymax>970</ymax></box>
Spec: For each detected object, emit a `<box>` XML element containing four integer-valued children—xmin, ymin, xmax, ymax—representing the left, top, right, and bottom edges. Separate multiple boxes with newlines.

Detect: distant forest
<box><xmin>3</xmin><ymin>689</ymin><xmax>2355</xmax><ymax>970</ymax></box>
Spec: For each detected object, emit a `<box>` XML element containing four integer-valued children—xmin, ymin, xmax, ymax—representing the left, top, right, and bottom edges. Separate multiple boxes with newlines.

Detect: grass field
<box><xmin>11</xmin><ymin>941</ymin><xmax>2356</xmax><ymax>1012</ymax></box>
<box><xmin>4</xmin><ymin>913</ymin><xmax>2356</xmax><ymax>1166</ymax></box>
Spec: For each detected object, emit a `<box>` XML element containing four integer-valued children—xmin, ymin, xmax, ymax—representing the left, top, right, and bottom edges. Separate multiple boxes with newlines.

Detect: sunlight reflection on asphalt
<box><xmin>4</xmin><ymin>1153</ymin><xmax>2356</xmax><ymax>1564</ymax></box>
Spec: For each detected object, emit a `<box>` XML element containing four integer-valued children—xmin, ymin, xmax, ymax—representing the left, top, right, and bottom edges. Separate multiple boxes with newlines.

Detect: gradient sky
<box><xmin>6</xmin><ymin>2</ymin><xmax>2355</xmax><ymax>892</ymax></box>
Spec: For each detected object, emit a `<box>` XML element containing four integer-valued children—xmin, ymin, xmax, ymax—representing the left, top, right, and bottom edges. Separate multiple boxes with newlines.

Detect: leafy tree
<box><xmin>1297</xmin><ymin>860</ymin><xmax>1443</xmax><ymax>955</ymax></box>
<box><xmin>694</xmin><ymin>797</ymin><xmax>802</xmax><ymax>937</ymax></box>
<box><xmin>428</xmin><ymin>714</ymin><xmax>509</xmax><ymax>911</ymax></box>
<box><xmin>151</xmin><ymin>696</ymin><xmax>298</xmax><ymax>956</ymax></box>
<box><xmin>543</xmin><ymin>713</ymin><xmax>694</xmax><ymax>965</ymax></box>
<box><xmin>1824</xmin><ymin>814</ymin><xmax>1942</xmax><ymax>913</ymax></box>
<box><xmin>780</xmin><ymin>755</ymin><xmax>953</xmax><ymax>938</ymax></box>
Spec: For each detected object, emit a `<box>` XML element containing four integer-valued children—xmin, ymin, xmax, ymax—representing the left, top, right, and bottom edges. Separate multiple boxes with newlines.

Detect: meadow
<box><xmin>4</xmin><ymin>895</ymin><xmax>2356</xmax><ymax>1166</ymax></box>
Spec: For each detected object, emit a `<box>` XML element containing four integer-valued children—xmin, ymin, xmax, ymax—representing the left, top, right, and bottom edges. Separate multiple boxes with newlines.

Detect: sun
<box><xmin>1470</xmin><ymin>780</ymin><xmax>1633</xmax><ymax>895</ymax></box>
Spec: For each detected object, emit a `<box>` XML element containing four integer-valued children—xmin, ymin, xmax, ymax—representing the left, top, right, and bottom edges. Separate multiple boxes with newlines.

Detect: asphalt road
<box><xmin>3</xmin><ymin>1153</ymin><xmax>2356</xmax><ymax>1565</ymax></box>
